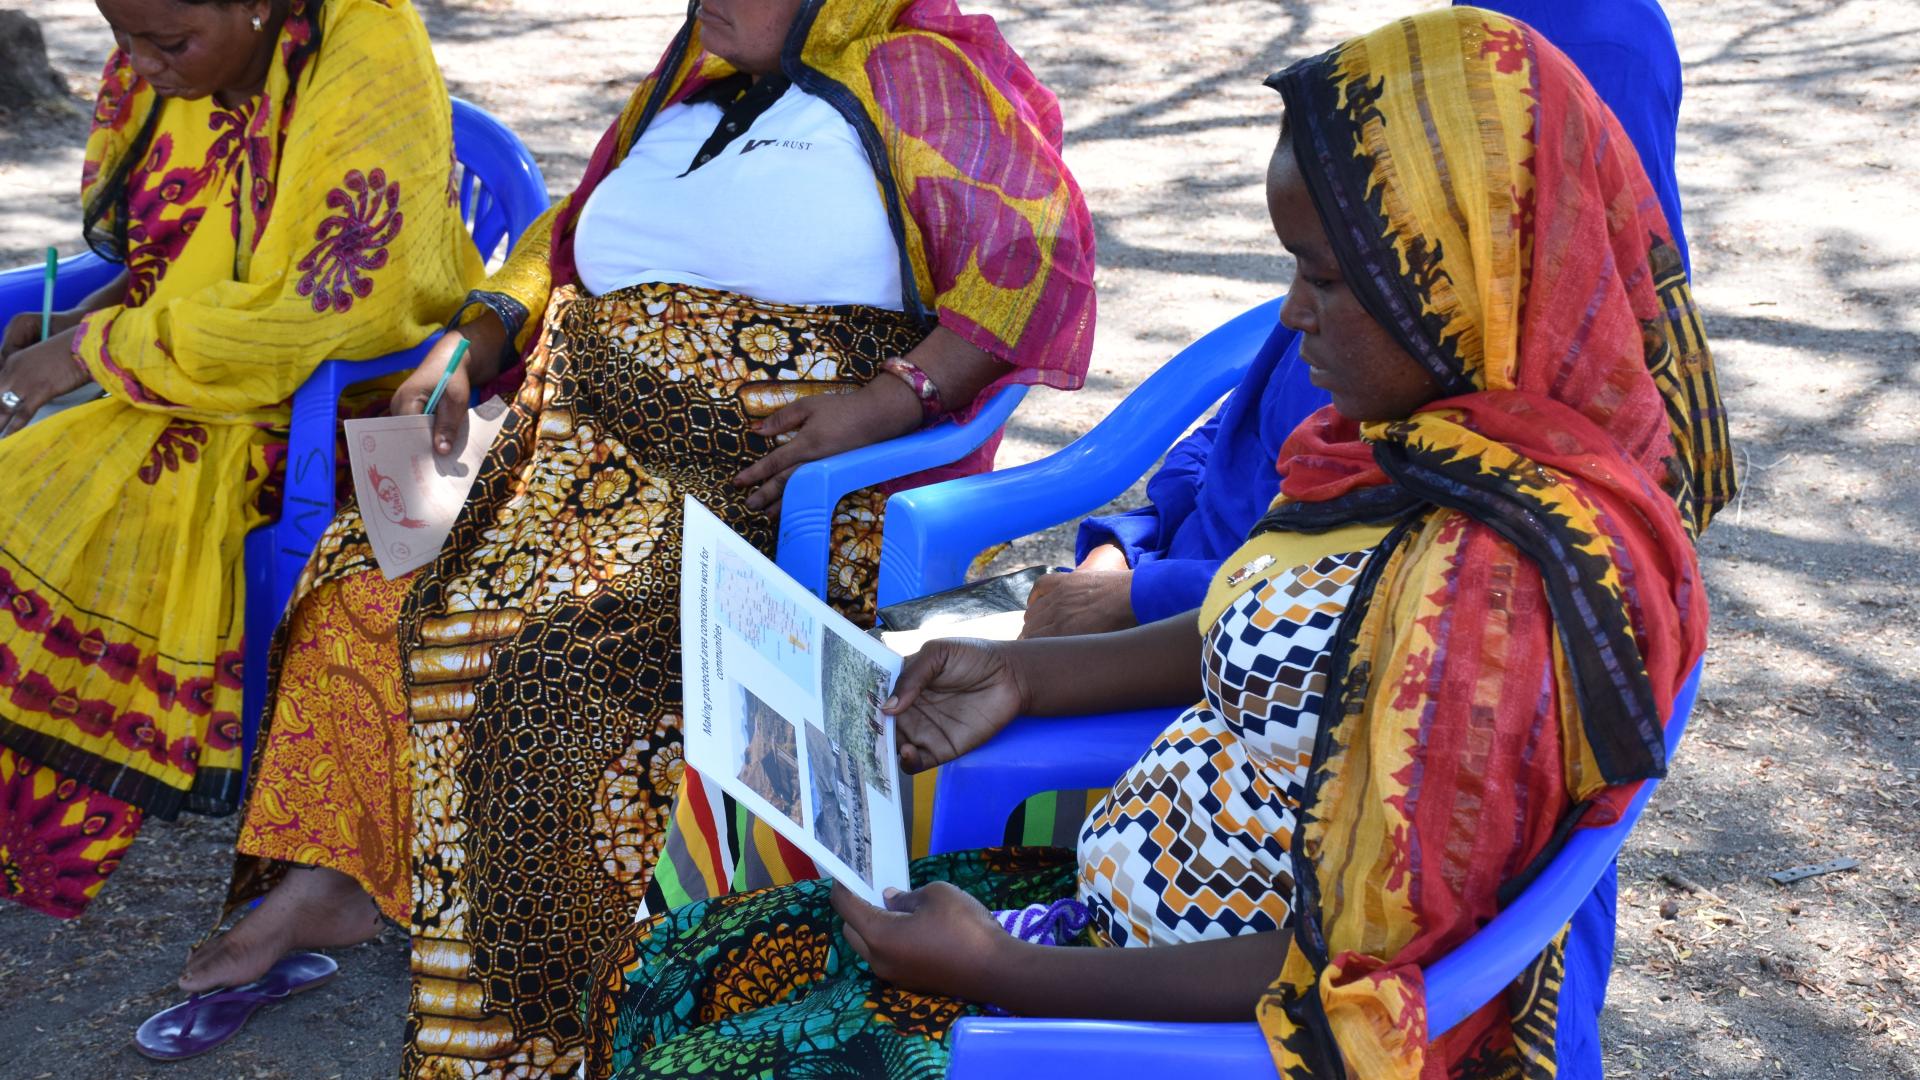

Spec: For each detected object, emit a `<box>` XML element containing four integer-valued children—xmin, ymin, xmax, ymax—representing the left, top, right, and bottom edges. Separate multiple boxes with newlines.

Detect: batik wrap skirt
<box><xmin>229</xmin><ymin>281</ymin><xmax>926</xmax><ymax>1078</ymax></box>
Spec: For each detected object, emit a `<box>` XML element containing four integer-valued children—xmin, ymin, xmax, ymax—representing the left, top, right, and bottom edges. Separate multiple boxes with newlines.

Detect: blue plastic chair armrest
<box><xmin>927</xmin><ymin>707</ymin><xmax>1178</xmax><ymax>855</ymax></box>
<box><xmin>875</xmin><ymin>298</ymin><xmax>1287</xmax><ymax>608</ymax></box>
<box><xmin>946</xmin><ymin>1018</ymin><xmax>1271</xmax><ymax>1080</ymax></box>
<box><xmin>270</xmin><ymin>344</ymin><xmax>435</xmax><ymax>610</ymax></box>
<box><xmin>0</xmin><ymin>252</ymin><xmax>122</xmax><ymax>322</ymax></box>
<box><xmin>774</xmin><ymin>383</ymin><xmax>1027</xmax><ymax>600</ymax></box>
<box><xmin>1422</xmin><ymin>659</ymin><xmax>1701</xmax><ymax>1035</ymax></box>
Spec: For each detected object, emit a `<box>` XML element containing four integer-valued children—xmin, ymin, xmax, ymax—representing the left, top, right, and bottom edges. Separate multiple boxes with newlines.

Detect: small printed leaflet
<box><xmin>680</xmin><ymin>496</ymin><xmax>910</xmax><ymax>906</ymax></box>
<box><xmin>345</xmin><ymin>397</ymin><xmax>509</xmax><ymax>578</ymax></box>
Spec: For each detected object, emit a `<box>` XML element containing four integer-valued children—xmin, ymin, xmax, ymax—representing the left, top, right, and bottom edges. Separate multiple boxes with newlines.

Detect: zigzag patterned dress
<box><xmin>1076</xmin><ymin>546</ymin><xmax>1371</xmax><ymax>947</ymax></box>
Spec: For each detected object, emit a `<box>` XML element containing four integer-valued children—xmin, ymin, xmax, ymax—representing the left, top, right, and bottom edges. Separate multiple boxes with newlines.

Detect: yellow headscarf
<box><xmin>74</xmin><ymin>0</ymin><xmax>480</xmax><ymax>427</ymax></box>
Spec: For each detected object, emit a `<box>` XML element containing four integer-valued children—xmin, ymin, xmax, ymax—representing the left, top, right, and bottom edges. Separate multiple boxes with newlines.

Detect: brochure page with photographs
<box><xmin>678</xmin><ymin>497</ymin><xmax>910</xmax><ymax>907</ymax></box>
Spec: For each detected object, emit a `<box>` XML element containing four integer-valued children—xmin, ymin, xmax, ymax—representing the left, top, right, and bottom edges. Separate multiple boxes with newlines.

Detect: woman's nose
<box><xmin>1278</xmin><ymin>289</ymin><xmax>1314</xmax><ymax>335</ymax></box>
<box><xmin>127</xmin><ymin>43</ymin><xmax>165</xmax><ymax>79</ymax></box>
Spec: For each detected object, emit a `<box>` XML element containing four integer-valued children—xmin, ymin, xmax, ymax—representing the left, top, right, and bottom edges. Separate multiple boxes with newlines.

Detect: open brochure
<box><xmin>345</xmin><ymin>397</ymin><xmax>510</xmax><ymax>579</ymax></box>
<box><xmin>679</xmin><ymin>497</ymin><xmax>911</xmax><ymax>906</ymax></box>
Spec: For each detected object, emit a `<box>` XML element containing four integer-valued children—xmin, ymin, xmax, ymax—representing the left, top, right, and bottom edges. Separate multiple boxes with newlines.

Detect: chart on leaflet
<box><xmin>679</xmin><ymin>497</ymin><xmax>908</xmax><ymax>905</ymax></box>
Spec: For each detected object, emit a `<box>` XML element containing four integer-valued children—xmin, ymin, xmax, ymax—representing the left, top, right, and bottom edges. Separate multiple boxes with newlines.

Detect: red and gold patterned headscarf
<box><xmin>1254</xmin><ymin>9</ymin><xmax>1732</xmax><ymax>1076</ymax></box>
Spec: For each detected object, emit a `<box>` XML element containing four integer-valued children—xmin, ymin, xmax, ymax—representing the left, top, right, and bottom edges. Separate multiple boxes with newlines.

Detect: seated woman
<box><xmin>0</xmin><ymin>0</ymin><xmax>476</xmax><ymax>919</ymax></box>
<box><xmin>582</xmin><ymin>8</ymin><xmax>1733</xmax><ymax>1078</ymax></box>
<box><xmin>1015</xmin><ymin>11</ymin><xmax>1697</xmax><ymax>1056</ymax></box>
<box><xmin>182</xmin><ymin>0</ymin><xmax>1094</xmax><ymax>1074</ymax></box>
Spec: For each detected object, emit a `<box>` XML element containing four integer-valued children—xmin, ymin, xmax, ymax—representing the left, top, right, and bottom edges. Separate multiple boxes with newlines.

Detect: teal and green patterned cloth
<box><xmin>585</xmin><ymin>848</ymin><xmax>1080</xmax><ymax>1080</ymax></box>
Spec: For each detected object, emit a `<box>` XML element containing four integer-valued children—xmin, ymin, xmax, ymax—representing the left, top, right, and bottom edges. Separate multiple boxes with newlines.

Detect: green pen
<box><xmin>421</xmin><ymin>337</ymin><xmax>470</xmax><ymax>419</ymax></box>
<box><xmin>41</xmin><ymin>247</ymin><xmax>57</xmax><ymax>342</ymax></box>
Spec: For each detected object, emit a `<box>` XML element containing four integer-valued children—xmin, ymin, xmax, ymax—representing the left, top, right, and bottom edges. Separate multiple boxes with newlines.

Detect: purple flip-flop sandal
<box><xmin>133</xmin><ymin>951</ymin><xmax>338</xmax><ymax>1061</ymax></box>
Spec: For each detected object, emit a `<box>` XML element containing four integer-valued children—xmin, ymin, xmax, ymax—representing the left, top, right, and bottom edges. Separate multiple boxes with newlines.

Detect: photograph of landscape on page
<box><xmin>679</xmin><ymin>498</ymin><xmax>910</xmax><ymax>905</ymax></box>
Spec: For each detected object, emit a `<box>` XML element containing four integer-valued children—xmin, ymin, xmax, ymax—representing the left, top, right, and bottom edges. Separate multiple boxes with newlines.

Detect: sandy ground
<box><xmin>1</xmin><ymin>1</ymin><xmax>1917</xmax><ymax>1077</ymax></box>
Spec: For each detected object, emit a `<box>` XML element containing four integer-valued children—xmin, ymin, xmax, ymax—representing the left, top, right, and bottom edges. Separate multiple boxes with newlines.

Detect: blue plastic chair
<box><xmin>254</xmin><ymin>96</ymin><xmax>551</xmax><ymax>607</ymax></box>
<box><xmin>932</xmin><ymin>663</ymin><xmax>1701</xmax><ymax>1077</ymax></box>
<box><xmin>232</xmin><ymin>98</ymin><xmax>553</xmax><ymax>773</ymax></box>
<box><xmin>775</xmin><ymin>383</ymin><xmax>1027</xmax><ymax>600</ymax></box>
<box><xmin>875</xmin><ymin>297</ymin><xmax>1300</xmax><ymax>609</ymax></box>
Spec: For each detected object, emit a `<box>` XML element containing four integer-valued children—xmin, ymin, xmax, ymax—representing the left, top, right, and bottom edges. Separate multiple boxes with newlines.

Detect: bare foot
<box><xmin>179</xmin><ymin>867</ymin><xmax>382</xmax><ymax>993</ymax></box>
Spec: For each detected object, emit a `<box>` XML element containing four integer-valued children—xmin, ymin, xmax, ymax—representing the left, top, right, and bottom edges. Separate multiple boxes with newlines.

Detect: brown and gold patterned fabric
<box><xmin>225</xmin><ymin>281</ymin><xmax>924</xmax><ymax>1077</ymax></box>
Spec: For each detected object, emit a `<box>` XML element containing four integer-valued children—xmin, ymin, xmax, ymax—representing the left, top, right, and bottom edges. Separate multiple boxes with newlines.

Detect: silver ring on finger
<box><xmin>0</xmin><ymin>390</ymin><xmax>20</xmax><ymax>412</ymax></box>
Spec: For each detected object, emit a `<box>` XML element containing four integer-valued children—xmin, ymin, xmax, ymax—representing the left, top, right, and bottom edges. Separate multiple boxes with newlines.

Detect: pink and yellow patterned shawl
<box><xmin>464</xmin><ymin>0</ymin><xmax>1096</xmax><ymax>481</ymax></box>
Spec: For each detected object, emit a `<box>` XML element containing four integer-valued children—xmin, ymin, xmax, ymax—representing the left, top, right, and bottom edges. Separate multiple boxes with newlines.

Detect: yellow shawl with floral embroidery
<box><xmin>0</xmin><ymin>0</ymin><xmax>477</xmax><ymax>820</ymax></box>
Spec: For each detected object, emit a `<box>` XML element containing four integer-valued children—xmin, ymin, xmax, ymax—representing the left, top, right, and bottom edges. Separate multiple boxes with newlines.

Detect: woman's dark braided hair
<box><xmin>81</xmin><ymin>0</ymin><xmax>324</xmax><ymax>263</ymax></box>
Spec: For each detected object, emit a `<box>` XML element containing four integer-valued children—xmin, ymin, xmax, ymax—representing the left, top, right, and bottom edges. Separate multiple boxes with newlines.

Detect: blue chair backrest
<box><xmin>450</xmin><ymin>97</ymin><xmax>550</xmax><ymax>258</ymax></box>
<box><xmin>235</xmin><ymin>99</ymin><xmax>548</xmax><ymax>777</ymax></box>
<box><xmin>37</xmin><ymin>256</ymin><xmax>118</xmax><ymax>311</ymax></box>
<box><xmin>256</xmin><ymin>97</ymin><xmax>548</xmax><ymax>614</ymax></box>
<box><xmin>874</xmin><ymin>297</ymin><xmax>1299</xmax><ymax>608</ymax></box>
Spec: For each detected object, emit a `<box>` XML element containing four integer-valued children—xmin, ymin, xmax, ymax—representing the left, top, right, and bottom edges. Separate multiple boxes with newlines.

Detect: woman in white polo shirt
<box><xmin>178</xmin><ymin>1</ymin><xmax>1096</xmax><ymax>1076</ymax></box>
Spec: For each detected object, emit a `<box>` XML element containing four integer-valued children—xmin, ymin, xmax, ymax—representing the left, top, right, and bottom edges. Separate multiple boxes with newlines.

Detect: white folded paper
<box><xmin>344</xmin><ymin>397</ymin><xmax>509</xmax><ymax>579</ymax></box>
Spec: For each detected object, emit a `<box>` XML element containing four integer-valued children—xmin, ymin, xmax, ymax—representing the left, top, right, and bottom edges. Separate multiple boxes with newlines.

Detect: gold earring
<box><xmin>251</xmin><ymin>14</ymin><xmax>264</xmax><ymax>31</ymax></box>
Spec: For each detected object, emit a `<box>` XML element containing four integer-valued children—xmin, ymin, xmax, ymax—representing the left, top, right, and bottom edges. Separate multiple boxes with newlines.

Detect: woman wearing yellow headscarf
<box><xmin>0</xmin><ymin>0</ymin><xmax>476</xmax><ymax>920</ymax></box>
<box><xmin>579</xmin><ymin>8</ymin><xmax>1730</xmax><ymax>1078</ymax></box>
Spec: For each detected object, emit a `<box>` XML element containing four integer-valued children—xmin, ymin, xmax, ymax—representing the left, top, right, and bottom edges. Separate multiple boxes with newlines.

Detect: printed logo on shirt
<box><xmin>742</xmin><ymin>138</ymin><xmax>813</xmax><ymax>154</ymax></box>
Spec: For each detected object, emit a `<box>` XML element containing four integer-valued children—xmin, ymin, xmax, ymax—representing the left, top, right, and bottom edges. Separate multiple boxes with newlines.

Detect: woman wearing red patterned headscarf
<box><xmin>577</xmin><ymin>8</ymin><xmax>1730</xmax><ymax>1078</ymax></box>
<box><xmin>179</xmin><ymin>1</ymin><xmax>1095</xmax><ymax>1076</ymax></box>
